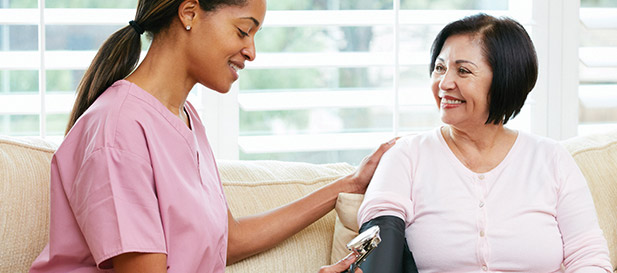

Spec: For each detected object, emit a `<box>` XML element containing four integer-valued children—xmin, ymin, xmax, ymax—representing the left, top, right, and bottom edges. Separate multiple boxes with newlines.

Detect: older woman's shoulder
<box><xmin>515</xmin><ymin>130</ymin><xmax>570</xmax><ymax>158</ymax></box>
<box><xmin>396</xmin><ymin>128</ymin><xmax>441</xmax><ymax>144</ymax></box>
<box><xmin>387</xmin><ymin>128</ymin><xmax>444</xmax><ymax>157</ymax></box>
<box><xmin>516</xmin><ymin>130</ymin><xmax>560</xmax><ymax>146</ymax></box>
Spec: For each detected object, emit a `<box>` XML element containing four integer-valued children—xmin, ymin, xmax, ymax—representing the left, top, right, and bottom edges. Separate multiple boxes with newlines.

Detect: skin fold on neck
<box><xmin>441</xmin><ymin>124</ymin><xmax>518</xmax><ymax>173</ymax></box>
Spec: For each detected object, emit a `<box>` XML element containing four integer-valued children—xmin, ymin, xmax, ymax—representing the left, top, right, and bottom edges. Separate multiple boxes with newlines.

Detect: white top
<box><xmin>358</xmin><ymin>128</ymin><xmax>612</xmax><ymax>272</ymax></box>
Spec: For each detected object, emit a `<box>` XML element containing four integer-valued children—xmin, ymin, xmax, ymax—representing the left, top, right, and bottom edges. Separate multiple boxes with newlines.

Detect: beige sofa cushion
<box><xmin>219</xmin><ymin>160</ymin><xmax>356</xmax><ymax>273</ymax></box>
<box><xmin>562</xmin><ymin>132</ymin><xmax>617</xmax><ymax>269</ymax></box>
<box><xmin>331</xmin><ymin>193</ymin><xmax>364</xmax><ymax>263</ymax></box>
<box><xmin>0</xmin><ymin>136</ymin><xmax>56</xmax><ymax>273</ymax></box>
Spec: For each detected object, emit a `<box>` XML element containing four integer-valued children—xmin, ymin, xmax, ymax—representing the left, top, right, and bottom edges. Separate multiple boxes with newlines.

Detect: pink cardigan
<box><xmin>359</xmin><ymin>128</ymin><xmax>612</xmax><ymax>272</ymax></box>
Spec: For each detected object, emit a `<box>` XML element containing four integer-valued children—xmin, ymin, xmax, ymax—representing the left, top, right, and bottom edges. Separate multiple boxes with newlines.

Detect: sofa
<box><xmin>1</xmin><ymin>132</ymin><xmax>615</xmax><ymax>272</ymax></box>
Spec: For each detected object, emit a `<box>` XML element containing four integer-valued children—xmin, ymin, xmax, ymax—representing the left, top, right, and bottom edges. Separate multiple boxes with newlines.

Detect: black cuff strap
<box><xmin>358</xmin><ymin>216</ymin><xmax>418</xmax><ymax>273</ymax></box>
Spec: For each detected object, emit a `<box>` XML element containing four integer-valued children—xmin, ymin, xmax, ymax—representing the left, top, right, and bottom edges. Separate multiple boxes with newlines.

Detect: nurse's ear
<box><xmin>178</xmin><ymin>0</ymin><xmax>198</xmax><ymax>31</ymax></box>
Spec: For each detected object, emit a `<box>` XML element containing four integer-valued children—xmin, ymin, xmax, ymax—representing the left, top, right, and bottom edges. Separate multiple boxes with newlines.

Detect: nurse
<box><xmin>29</xmin><ymin>0</ymin><xmax>387</xmax><ymax>272</ymax></box>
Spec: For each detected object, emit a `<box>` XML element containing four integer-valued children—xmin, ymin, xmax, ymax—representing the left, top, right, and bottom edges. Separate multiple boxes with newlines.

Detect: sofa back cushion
<box><xmin>219</xmin><ymin>160</ymin><xmax>355</xmax><ymax>273</ymax></box>
<box><xmin>562</xmin><ymin>132</ymin><xmax>617</xmax><ymax>269</ymax></box>
<box><xmin>0</xmin><ymin>136</ymin><xmax>56</xmax><ymax>273</ymax></box>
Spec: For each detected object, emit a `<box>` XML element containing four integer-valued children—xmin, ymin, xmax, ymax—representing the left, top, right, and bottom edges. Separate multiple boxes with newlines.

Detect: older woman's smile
<box><xmin>440</xmin><ymin>95</ymin><xmax>466</xmax><ymax>109</ymax></box>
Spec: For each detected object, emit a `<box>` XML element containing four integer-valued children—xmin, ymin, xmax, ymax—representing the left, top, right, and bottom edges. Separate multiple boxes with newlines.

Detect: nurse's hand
<box><xmin>318</xmin><ymin>253</ymin><xmax>362</xmax><ymax>273</ymax></box>
<box><xmin>347</xmin><ymin>137</ymin><xmax>398</xmax><ymax>194</ymax></box>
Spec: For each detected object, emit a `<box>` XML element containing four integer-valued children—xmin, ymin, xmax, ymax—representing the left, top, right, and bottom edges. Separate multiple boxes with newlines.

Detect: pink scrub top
<box><xmin>30</xmin><ymin>80</ymin><xmax>229</xmax><ymax>272</ymax></box>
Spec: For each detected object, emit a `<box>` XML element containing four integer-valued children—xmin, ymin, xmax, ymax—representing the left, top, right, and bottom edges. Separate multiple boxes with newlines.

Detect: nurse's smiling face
<box><xmin>185</xmin><ymin>0</ymin><xmax>266</xmax><ymax>93</ymax></box>
<box><xmin>431</xmin><ymin>34</ymin><xmax>493</xmax><ymax>129</ymax></box>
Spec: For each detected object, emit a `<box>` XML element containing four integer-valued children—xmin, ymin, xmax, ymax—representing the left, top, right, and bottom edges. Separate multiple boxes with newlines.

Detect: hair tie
<box><xmin>129</xmin><ymin>20</ymin><xmax>144</xmax><ymax>35</ymax></box>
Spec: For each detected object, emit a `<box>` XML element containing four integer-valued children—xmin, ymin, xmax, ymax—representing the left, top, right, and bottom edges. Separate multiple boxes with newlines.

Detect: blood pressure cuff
<box><xmin>358</xmin><ymin>216</ymin><xmax>418</xmax><ymax>273</ymax></box>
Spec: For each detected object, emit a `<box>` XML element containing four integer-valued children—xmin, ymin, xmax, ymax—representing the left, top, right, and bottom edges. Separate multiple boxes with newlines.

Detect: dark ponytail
<box><xmin>65</xmin><ymin>0</ymin><xmax>248</xmax><ymax>134</ymax></box>
<box><xmin>64</xmin><ymin>0</ymin><xmax>183</xmax><ymax>135</ymax></box>
<box><xmin>65</xmin><ymin>25</ymin><xmax>141</xmax><ymax>134</ymax></box>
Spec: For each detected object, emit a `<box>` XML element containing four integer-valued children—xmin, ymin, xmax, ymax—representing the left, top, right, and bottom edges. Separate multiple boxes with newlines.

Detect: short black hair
<box><xmin>429</xmin><ymin>13</ymin><xmax>538</xmax><ymax>125</ymax></box>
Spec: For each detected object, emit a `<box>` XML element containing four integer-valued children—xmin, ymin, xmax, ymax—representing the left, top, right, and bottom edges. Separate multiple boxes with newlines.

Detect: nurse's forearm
<box><xmin>226</xmin><ymin>174</ymin><xmax>355</xmax><ymax>265</ymax></box>
<box><xmin>226</xmin><ymin>139</ymin><xmax>396</xmax><ymax>265</ymax></box>
<box><xmin>112</xmin><ymin>252</ymin><xmax>167</xmax><ymax>273</ymax></box>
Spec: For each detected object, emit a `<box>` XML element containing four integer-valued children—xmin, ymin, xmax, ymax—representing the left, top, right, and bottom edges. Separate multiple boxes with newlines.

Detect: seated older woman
<box><xmin>356</xmin><ymin>13</ymin><xmax>613</xmax><ymax>273</ymax></box>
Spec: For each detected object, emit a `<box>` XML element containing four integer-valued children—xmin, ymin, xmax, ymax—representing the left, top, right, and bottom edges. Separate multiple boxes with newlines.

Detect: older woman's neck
<box><xmin>445</xmin><ymin>124</ymin><xmax>513</xmax><ymax>151</ymax></box>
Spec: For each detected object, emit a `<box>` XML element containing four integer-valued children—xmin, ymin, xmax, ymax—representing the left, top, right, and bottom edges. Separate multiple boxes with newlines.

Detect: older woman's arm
<box><xmin>555</xmin><ymin>146</ymin><xmax>613</xmax><ymax>272</ymax></box>
<box><xmin>356</xmin><ymin>136</ymin><xmax>416</xmax><ymax>273</ymax></box>
<box><xmin>226</xmin><ymin>139</ymin><xmax>397</xmax><ymax>265</ymax></box>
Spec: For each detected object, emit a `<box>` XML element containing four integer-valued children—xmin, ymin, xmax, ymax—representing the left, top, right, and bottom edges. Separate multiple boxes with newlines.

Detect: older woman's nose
<box><xmin>438</xmin><ymin>70</ymin><xmax>456</xmax><ymax>91</ymax></box>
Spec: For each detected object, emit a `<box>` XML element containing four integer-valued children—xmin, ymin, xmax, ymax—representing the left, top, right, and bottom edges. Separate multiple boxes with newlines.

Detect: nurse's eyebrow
<box><xmin>241</xmin><ymin>17</ymin><xmax>260</xmax><ymax>28</ymax></box>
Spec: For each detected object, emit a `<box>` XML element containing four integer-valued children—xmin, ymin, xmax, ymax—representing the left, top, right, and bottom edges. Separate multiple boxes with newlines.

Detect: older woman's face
<box><xmin>431</xmin><ymin>34</ymin><xmax>493</xmax><ymax>128</ymax></box>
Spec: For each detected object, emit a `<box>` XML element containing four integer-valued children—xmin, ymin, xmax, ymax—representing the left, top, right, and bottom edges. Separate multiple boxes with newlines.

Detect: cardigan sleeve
<box><xmin>554</xmin><ymin>145</ymin><xmax>613</xmax><ymax>272</ymax></box>
<box><xmin>358</xmin><ymin>137</ymin><xmax>415</xmax><ymax>228</ymax></box>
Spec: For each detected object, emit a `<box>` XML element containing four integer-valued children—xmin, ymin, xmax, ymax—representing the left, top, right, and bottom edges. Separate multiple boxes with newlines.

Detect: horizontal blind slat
<box><xmin>238</xmin><ymin>132</ymin><xmax>395</xmax><ymax>153</ymax></box>
<box><xmin>580</xmin><ymin>8</ymin><xmax>617</xmax><ymax>29</ymax></box>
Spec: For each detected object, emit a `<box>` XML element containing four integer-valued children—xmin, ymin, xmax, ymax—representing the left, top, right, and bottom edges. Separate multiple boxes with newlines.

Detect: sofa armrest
<box><xmin>0</xmin><ymin>136</ymin><xmax>56</xmax><ymax>273</ymax></box>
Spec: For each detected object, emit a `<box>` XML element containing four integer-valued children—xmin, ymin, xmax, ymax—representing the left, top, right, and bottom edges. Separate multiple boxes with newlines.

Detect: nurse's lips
<box><xmin>228</xmin><ymin>61</ymin><xmax>244</xmax><ymax>80</ymax></box>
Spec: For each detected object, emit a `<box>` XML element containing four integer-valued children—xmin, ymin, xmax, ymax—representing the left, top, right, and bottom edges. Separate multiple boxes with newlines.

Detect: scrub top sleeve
<box><xmin>68</xmin><ymin>147</ymin><xmax>167</xmax><ymax>269</ymax></box>
<box><xmin>554</xmin><ymin>146</ymin><xmax>612</xmax><ymax>272</ymax></box>
<box><xmin>358</xmin><ymin>139</ymin><xmax>414</xmax><ymax>228</ymax></box>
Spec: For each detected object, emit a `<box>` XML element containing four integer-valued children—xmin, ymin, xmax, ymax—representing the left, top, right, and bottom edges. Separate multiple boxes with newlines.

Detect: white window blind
<box><xmin>578</xmin><ymin>2</ymin><xmax>617</xmax><ymax>135</ymax></box>
<box><xmin>0</xmin><ymin>0</ymin><xmax>607</xmax><ymax>165</ymax></box>
<box><xmin>0</xmin><ymin>0</ymin><xmax>139</xmax><ymax>145</ymax></box>
<box><xmin>214</xmin><ymin>0</ymin><xmax>539</xmax><ymax>164</ymax></box>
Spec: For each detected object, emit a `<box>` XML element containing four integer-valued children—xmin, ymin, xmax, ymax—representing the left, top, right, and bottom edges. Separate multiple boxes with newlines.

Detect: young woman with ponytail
<box><xmin>29</xmin><ymin>0</ymin><xmax>393</xmax><ymax>272</ymax></box>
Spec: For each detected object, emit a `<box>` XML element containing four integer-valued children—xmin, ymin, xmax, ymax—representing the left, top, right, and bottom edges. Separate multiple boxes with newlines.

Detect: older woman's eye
<box><xmin>434</xmin><ymin>65</ymin><xmax>446</xmax><ymax>73</ymax></box>
<box><xmin>458</xmin><ymin>67</ymin><xmax>471</xmax><ymax>74</ymax></box>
